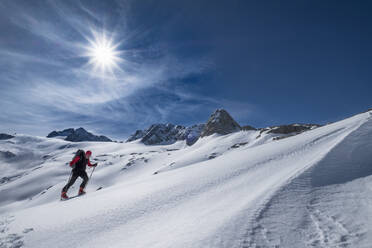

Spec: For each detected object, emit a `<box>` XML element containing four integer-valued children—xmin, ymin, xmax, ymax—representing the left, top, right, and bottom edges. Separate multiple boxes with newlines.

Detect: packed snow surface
<box><xmin>0</xmin><ymin>111</ymin><xmax>372</xmax><ymax>247</ymax></box>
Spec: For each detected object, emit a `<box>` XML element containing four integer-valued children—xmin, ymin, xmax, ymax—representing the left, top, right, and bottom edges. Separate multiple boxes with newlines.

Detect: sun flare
<box><xmin>84</xmin><ymin>31</ymin><xmax>122</xmax><ymax>74</ymax></box>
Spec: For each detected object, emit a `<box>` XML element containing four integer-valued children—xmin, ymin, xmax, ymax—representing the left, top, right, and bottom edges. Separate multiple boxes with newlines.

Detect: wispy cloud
<box><xmin>0</xmin><ymin>0</ymin><xmax>257</xmax><ymax>139</ymax></box>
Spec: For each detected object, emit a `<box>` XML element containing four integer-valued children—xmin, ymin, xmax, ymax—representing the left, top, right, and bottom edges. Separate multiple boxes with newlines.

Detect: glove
<box><xmin>93</xmin><ymin>163</ymin><xmax>98</xmax><ymax>167</ymax></box>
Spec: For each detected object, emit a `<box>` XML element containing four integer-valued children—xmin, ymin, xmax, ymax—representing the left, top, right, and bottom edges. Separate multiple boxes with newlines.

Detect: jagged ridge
<box><xmin>47</xmin><ymin>128</ymin><xmax>112</xmax><ymax>142</ymax></box>
<box><xmin>127</xmin><ymin>124</ymin><xmax>205</xmax><ymax>146</ymax></box>
<box><xmin>126</xmin><ymin>109</ymin><xmax>321</xmax><ymax>146</ymax></box>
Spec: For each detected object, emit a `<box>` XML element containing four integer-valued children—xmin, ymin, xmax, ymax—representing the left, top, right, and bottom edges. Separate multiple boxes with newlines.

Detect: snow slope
<box><xmin>0</xmin><ymin>111</ymin><xmax>371</xmax><ymax>248</ymax></box>
<box><xmin>245</xmin><ymin>111</ymin><xmax>372</xmax><ymax>247</ymax></box>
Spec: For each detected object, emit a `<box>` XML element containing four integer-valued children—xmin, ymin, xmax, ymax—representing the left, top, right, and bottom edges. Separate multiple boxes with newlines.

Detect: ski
<box><xmin>60</xmin><ymin>193</ymin><xmax>85</xmax><ymax>201</ymax></box>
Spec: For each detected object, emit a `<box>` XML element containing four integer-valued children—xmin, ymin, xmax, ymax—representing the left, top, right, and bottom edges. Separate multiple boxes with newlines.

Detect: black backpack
<box><xmin>71</xmin><ymin>149</ymin><xmax>85</xmax><ymax>168</ymax></box>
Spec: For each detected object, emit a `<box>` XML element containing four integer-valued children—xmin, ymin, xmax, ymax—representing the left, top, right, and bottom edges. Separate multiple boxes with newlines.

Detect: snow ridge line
<box><xmin>239</xmin><ymin>116</ymin><xmax>369</xmax><ymax>248</ymax></box>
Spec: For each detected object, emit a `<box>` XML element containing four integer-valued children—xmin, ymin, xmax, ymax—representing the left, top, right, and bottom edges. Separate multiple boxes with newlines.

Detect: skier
<box><xmin>61</xmin><ymin>150</ymin><xmax>97</xmax><ymax>200</ymax></box>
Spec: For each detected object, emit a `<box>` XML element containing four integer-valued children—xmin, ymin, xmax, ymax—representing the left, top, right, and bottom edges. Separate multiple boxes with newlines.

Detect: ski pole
<box><xmin>89</xmin><ymin>166</ymin><xmax>96</xmax><ymax>180</ymax></box>
<box><xmin>86</xmin><ymin>165</ymin><xmax>96</xmax><ymax>188</ymax></box>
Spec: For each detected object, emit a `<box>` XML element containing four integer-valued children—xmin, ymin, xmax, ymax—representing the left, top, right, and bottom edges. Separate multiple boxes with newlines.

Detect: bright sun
<box><xmin>84</xmin><ymin>31</ymin><xmax>122</xmax><ymax>74</ymax></box>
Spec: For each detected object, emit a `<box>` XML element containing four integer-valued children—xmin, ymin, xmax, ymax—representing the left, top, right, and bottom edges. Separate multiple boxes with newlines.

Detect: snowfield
<box><xmin>0</xmin><ymin>110</ymin><xmax>372</xmax><ymax>248</ymax></box>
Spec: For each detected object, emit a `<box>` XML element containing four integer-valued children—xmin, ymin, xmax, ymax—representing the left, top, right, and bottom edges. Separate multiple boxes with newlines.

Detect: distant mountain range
<box><xmin>1</xmin><ymin>109</ymin><xmax>321</xmax><ymax>144</ymax></box>
<box><xmin>127</xmin><ymin>123</ymin><xmax>205</xmax><ymax>146</ymax></box>
<box><xmin>47</xmin><ymin>128</ymin><xmax>112</xmax><ymax>142</ymax></box>
<box><xmin>126</xmin><ymin>109</ymin><xmax>321</xmax><ymax>145</ymax></box>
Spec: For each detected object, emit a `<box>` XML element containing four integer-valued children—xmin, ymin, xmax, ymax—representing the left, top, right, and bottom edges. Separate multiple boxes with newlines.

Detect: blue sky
<box><xmin>0</xmin><ymin>0</ymin><xmax>371</xmax><ymax>140</ymax></box>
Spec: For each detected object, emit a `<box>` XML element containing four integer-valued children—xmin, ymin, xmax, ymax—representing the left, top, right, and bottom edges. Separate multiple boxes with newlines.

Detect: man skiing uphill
<box><xmin>61</xmin><ymin>150</ymin><xmax>97</xmax><ymax>200</ymax></box>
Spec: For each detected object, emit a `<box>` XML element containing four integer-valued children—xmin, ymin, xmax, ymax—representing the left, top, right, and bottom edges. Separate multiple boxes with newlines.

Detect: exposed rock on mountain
<box><xmin>47</xmin><ymin>128</ymin><xmax>74</xmax><ymax>138</ymax></box>
<box><xmin>267</xmin><ymin>124</ymin><xmax>320</xmax><ymax>135</ymax></box>
<box><xmin>126</xmin><ymin>109</ymin><xmax>320</xmax><ymax>146</ymax></box>
<box><xmin>201</xmin><ymin>109</ymin><xmax>241</xmax><ymax>137</ymax></box>
<box><xmin>185</xmin><ymin>124</ymin><xmax>205</xmax><ymax>146</ymax></box>
<box><xmin>141</xmin><ymin>124</ymin><xmax>185</xmax><ymax>145</ymax></box>
<box><xmin>127</xmin><ymin>108</ymin><xmax>243</xmax><ymax>145</ymax></box>
<box><xmin>255</xmin><ymin>124</ymin><xmax>321</xmax><ymax>141</ymax></box>
<box><xmin>126</xmin><ymin>123</ymin><xmax>205</xmax><ymax>146</ymax></box>
<box><xmin>126</xmin><ymin>130</ymin><xmax>146</xmax><ymax>142</ymax></box>
<box><xmin>47</xmin><ymin>128</ymin><xmax>112</xmax><ymax>142</ymax></box>
<box><xmin>0</xmin><ymin>133</ymin><xmax>14</xmax><ymax>140</ymax></box>
<box><xmin>66</xmin><ymin>128</ymin><xmax>112</xmax><ymax>142</ymax></box>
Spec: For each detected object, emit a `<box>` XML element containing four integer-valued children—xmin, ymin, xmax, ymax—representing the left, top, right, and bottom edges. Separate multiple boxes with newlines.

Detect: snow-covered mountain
<box><xmin>47</xmin><ymin>127</ymin><xmax>112</xmax><ymax>142</ymax></box>
<box><xmin>126</xmin><ymin>109</ymin><xmax>318</xmax><ymax>146</ymax></box>
<box><xmin>126</xmin><ymin>123</ymin><xmax>205</xmax><ymax>146</ymax></box>
<box><xmin>1</xmin><ymin>110</ymin><xmax>372</xmax><ymax>247</ymax></box>
<box><xmin>0</xmin><ymin>133</ymin><xmax>14</xmax><ymax>140</ymax></box>
<box><xmin>126</xmin><ymin>109</ymin><xmax>243</xmax><ymax>146</ymax></box>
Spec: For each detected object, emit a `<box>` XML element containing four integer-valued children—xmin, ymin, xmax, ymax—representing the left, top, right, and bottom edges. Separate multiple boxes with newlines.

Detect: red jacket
<box><xmin>70</xmin><ymin>155</ymin><xmax>94</xmax><ymax>168</ymax></box>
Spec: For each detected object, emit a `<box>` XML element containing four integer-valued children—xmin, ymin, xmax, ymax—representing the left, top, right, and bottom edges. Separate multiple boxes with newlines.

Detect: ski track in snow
<box><xmin>0</xmin><ymin>215</ymin><xmax>34</xmax><ymax>248</ymax></box>
<box><xmin>0</xmin><ymin>111</ymin><xmax>371</xmax><ymax>247</ymax></box>
<box><xmin>243</xmin><ymin>115</ymin><xmax>372</xmax><ymax>248</ymax></box>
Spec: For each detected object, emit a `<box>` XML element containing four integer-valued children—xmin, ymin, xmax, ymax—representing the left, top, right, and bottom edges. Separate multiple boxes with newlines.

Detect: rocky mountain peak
<box><xmin>126</xmin><ymin>123</ymin><xmax>205</xmax><ymax>146</ymax></box>
<box><xmin>201</xmin><ymin>109</ymin><xmax>241</xmax><ymax>137</ymax></box>
<box><xmin>126</xmin><ymin>109</ymin><xmax>247</xmax><ymax>145</ymax></box>
<box><xmin>47</xmin><ymin>128</ymin><xmax>112</xmax><ymax>142</ymax></box>
<box><xmin>47</xmin><ymin>128</ymin><xmax>74</xmax><ymax>138</ymax></box>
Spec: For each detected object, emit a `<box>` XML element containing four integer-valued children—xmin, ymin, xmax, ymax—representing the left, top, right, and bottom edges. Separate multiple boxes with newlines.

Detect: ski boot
<box><xmin>78</xmin><ymin>187</ymin><xmax>86</xmax><ymax>196</ymax></box>
<box><xmin>61</xmin><ymin>192</ymin><xmax>68</xmax><ymax>200</ymax></box>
